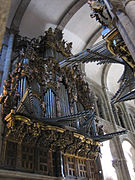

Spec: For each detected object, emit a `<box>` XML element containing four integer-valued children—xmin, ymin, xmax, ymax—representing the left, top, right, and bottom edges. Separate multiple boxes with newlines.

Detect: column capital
<box><xmin>112</xmin><ymin>158</ymin><xmax>126</xmax><ymax>168</ymax></box>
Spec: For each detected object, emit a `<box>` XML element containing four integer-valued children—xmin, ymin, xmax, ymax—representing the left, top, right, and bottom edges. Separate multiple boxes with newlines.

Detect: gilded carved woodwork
<box><xmin>4</xmin><ymin>112</ymin><xmax>99</xmax><ymax>159</ymax></box>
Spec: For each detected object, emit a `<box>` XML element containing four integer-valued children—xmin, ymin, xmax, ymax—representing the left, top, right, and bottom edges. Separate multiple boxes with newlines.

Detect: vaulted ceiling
<box><xmin>6</xmin><ymin>0</ymin><xmax>125</xmax><ymax>97</ymax></box>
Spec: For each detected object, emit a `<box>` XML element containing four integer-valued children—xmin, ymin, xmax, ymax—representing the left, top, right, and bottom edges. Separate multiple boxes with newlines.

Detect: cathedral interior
<box><xmin>0</xmin><ymin>0</ymin><xmax>135</xmax><ymax>180</ymax></box>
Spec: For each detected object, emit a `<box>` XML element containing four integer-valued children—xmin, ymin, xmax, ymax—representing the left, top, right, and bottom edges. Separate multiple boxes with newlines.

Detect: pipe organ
<box><xmin>58</xmin><ymin>83</ymin><xmax>70</xmax><ymax>117</ymax></box>
<box><xmin>44</xmin><ymin>88</ymin><xmax>56</xmax><ymax>118</ymax></box>
<box><xmin>0</xmin><ymin>27</ymin><xmax>127</xmax><ymax>180</ymax></box>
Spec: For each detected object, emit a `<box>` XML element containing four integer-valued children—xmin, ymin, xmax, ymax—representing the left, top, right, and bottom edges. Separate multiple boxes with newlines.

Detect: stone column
<box><xmin>117</xmin><ymin>11</ymin><xmax>135</xmax><ymax>47</ymax></box>
<box><xmin>94</xmin><ymin>95</ymin><xmax>100</xmax><ymax>117</ymax></box>
<box><xmin>112</xmin><ymin>106</ymin><xmax>121</xmax><ymax>126</ymax></box>
<box><xmin>104</xmin><ymin>0</ymin><xmax>135</xmax><ymax>61</ymax></box>
<box><xmin>101</xmin><ymin>87</ymin><xmax>131</xmax><ymax>180</ymax></box>
<box><xmin>116</xmin><ymin>12</ymin><xmax>135</xmax><ymax>62</ymax></box>
<box><xmin>0</xmin><ymin>33</ymin><xmax>14</xmax><ymax>93</ymax></box>
<box><xmin>102</xmin><ymin>86</ymin><xmax>114</xmax><ymax>121</ymax></box>
<box><xmin>112</xmin><ymin>158</ymin><xmax>128</xmax><ymax>180</ymax></box>
<box><xmin>125</xmin><ymin>0</ymin><xmax>135</xmax><ymax>27</ymax></box>
<box><xmin>101</xmin><ymin>101</ymin><xmax>108</xmax><ymax>120</ymax></box>
<box><xmin>0</xmin><ymin>33</ymin><xmax>14</xmax><ymax>158</ymax></box>
<box><xmin>116</xmin><ymin>19</ymin><xmax>135</xmax><ymax>62</ymax></box>
<box><xmin>122</xmin><ymin>104</ymin><xmax>135</xmax><ymax>132</ymax></box>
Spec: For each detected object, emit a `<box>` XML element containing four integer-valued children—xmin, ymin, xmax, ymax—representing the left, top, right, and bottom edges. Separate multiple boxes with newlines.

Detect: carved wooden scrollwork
<box><xmin>4</xmin><ymin>113</ymin><xmax>99</xmax><ymax>159</ymax></box>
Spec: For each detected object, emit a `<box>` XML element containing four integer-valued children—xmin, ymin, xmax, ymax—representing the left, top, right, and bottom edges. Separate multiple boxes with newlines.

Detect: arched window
<box><xmin>122</xmin><ymin>141</ymin><xmax>135</xmax><ymax>180</ymax></box>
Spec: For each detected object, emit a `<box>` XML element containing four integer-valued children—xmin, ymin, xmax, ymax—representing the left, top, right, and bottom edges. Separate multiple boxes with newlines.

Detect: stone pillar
<box><xmin>116</xmin><ymin>19</ymin><xmax>135</xmax><ymax>62</ymax></box>
<box><xmin>101</xmin><ymin>87</ymin><xmax>131</xmax><ymax>180</ymax></box>
<box><xmin>117</xmin><ymin>11</ymin><xmax>135</xmax><ymax>47</ymax></box>
<box><xmin>102</xmin><ymin>87</ymin><xmax>114</xmax><ymax>122</ymax></box>
<box><xmin>116</xmin><ymin>12</ymin><xmax>135</xmax><ymax>62</ymax></box>
<box><xmin>117</xmin><ymin>110</ymin><xmax>126</xmax><ymax>128</ymax></box>
<box><xmin>104</xmin><ymin>0</ymin><xmax>135</xmax><ymax>61</ymax></box>
<box><xmin>122</xmin><ymin>104</ymin><xmax>135</xmax><ymax>132</ymax></box>
<box><xmin>101</xmin><ymin>101</ymin><xmax>108</xmax><ymax>120</ymax></box>
<box><xmin>111</xmin><ymin>136</ymin><xmax>131</xmax><ymax>180</ymax></box>
<box><xmin>0</xmin><ymin>33</ymin><xmax>14</xmax><ymax>158</ymax></box>
<box><xmin>0</xmin><ymin>33</ymin><xmax>14</xmax><ymax>93</ymax></box>
<box><xmin>103</xmin><ymin>99</ymin><xmax>110</xmax><ymax>121</ymax></box>
<box><xmin>125</xmin><ymin>0</ymin><xmax>135</xmax><ymax>27</ymax></box>
<box><xmin>94</xmin><ymin>95</ymin><xmax>100</xmax><ymax>117</ymax></box>
<box><xmin>0</xmin><ymin>29</ymin><xmax>8</xmax><ymax>153</ymax></box>
<box><xmin>112</xmin><ymin>158</ymin><xmax>128</xmax><ymax>180</ymax></box>
<box><xmin>112</xmin><ymin>106</ymin><xmax>121</xmax><ymax>126</ymax></box>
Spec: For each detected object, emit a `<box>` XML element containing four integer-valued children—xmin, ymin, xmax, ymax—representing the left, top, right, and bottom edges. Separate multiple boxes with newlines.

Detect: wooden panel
<box><xmin>21</xmin><ymin>145</ymin><xmax>34</xmax><ymax>171</ymax></box>
<box><xmin>89</xmin><ymin>159</ymin><xmax>98</xmax><ymax>180</ymax></box>
<box><xmin>38</xmin><ymin>148</ymin><xmax>53</xmax><ymax>176</ymax></box>
<box><xmin>5</xmin><ymin>141</ymin><xmax>17</xmax><ymax>169</ymax></box>
<box><xmin>65</xmin><ymin>156</ymin><xmax>76</xmax><ymax>177</ymax></box>
<box><xmin>63</xmin><ymin>154</ymin><xmax>98</xmax><ymax>179</ymax></box>
<box><xmin>77</xmin><ymin>159</ymin><xmax>87</xmax><ymax>178</ymax></box>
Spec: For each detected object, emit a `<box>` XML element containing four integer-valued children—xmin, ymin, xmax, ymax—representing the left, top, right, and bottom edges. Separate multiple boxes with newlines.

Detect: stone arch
<box><xmin>84</xmin><ymin>26</ymin><xmax>103</xmax><ymax>49</ymax></box>
<box><xmin>10</xmin><ymin>0</ymin><xmax>31</xmax><ymax>32</ymax></box>
<box><xmin>57</xmin><ymin>0</ymin><xmax>87</xmax><ymax>30</ymax></box>
<box><xmin>101</xmin><ymin>64</ymin><xmax>111</xmax><ymax>90</ymax></box>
